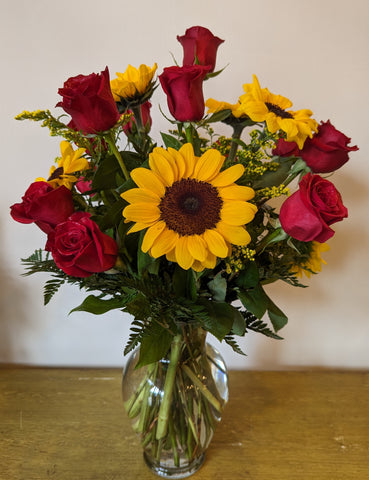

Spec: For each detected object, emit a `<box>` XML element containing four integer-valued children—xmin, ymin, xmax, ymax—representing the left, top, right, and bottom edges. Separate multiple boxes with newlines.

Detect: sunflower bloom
<box><xmin>292</xmin><ymin>242</ymin><xmax>330</xmax><ymax>278</ymax></box>
<box><xmin>238</xmin><ymin>75</ymin><xmax>318</xmax><ymax>148</ymax></box>
<box><xmin>121</xmin><ymin>143</ymin><xmax>257</xmax><ymax>271</ymax></box>
<box><xmin>205</xmin><ymin>98</ymin><xmax>244</xmax><ymax>118</ymax></box>
<box><xmin>110</xmin><ymin>64</ymin><xmax>157</xmax><ymax>103</ymax></box>
<box><xmin>36</xmin><ymin>141</ymin><xmax>88</xmax><ymax>189</ymax></box>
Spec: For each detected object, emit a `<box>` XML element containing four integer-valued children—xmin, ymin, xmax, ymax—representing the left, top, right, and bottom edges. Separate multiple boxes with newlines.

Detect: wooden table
<box><xmin>1</xmin><ymin>367</ymin><xmax>368</xmax><ymax>479</ymax></box>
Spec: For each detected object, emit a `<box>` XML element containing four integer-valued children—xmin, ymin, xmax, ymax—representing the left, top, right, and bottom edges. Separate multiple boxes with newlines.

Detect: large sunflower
<box><xmin>238</xmin><ymin>75</ymin><xmax>318</xmax><ymax>148</ymax></box>
<box><xmin>121</xmin><ymin>143</ymin><xmax>257</xmax><ymax>271</ymax></box>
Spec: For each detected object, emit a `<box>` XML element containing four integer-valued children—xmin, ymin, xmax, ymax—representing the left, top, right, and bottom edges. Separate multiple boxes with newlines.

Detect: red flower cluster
<box><xmin>11</xmin><ymin>182</ymin><xmax>118</xmax><ymax>277</ymax></box>
<box><xmin>160</xmin><ymin>26</ymin><xmax>224</xmax><ymax>122</ymax></box>
<box><xmin>276</xmin><ymin>121</ymin><xmax>357</xmax><ymax>242</ymax></box>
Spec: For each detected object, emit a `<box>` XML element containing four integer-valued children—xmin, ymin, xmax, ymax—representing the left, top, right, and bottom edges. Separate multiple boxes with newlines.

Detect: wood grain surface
<box><xmin>1</xmin><ymin>367</ymin><xmax>368</xmax><ymax>479</ymax></box>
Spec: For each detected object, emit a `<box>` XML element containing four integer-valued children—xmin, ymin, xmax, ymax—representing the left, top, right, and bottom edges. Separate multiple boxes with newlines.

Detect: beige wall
<box><xmin>1</xmin><ymin>0</ymin><xmax>368</xmax><ymax>368</ymax></box>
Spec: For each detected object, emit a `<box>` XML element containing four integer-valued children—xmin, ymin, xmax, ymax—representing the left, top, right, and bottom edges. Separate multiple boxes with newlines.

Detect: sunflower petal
<box><xmin>193</xmin><ymin>149</ymin><xmax>224</xmax><ymax>181</ymax></box>
<box><xmin>210</xmin><ymin>164</ymin><xmax>245</xmax><ymax>187</ymax></box>
<box><xmin>187</xmin><ymin>235</ymin><xmax>207</xmax><ymax>262</ymax></box>
<box><xmin>216</xmin><ymin>221</ymin><xmax>251</xmax><ymax>245</ymax></box>
<box><xmin>141</xmin><ymin>221</ymin><xmax>166</xmax><ymax>252</ymax></box>
<box><xmin>121</xmin><ymin>187</ymin><xmax>160</xmax><ymax>204</ymax></box>
<box><xmin>175</xmin><ymin>237</ymin><xmax>194</xmax><ymax>270</ymax></box>
<box><xmin>203</xmin><ymin>229</ymin><xmax>228</xmax><ymax>258</ymax></box>
<box><xmin>149</xmin><ymin>151</ymin><xmax>175</xmax><ymax>186</ymax></box>
<box><xmin>178</xmin><ymin>143</ymin><xmax>195</xmax><ymax>178</ymax></box>
<box><xmin>221</xmin><ymin>201</ymin><xmax>257</xmax><ymax>225</ymax></box>
<box><xmin>150</xmin><ymin>228</ymin><xmax>179</xmax><ymax>257</ymax></box>
<box><xmin>218</xmin><ymin>185</ymin><xmax>255</xmax><ymax>201</ymax></box>
<box><xmin>131</xmin><ymin>168</ymin><xmax>166</xmax><ymax>197</ymax></box>
<box><xmin>123</xmin><ymin>203</ymin><xmax>160</xmax><ymax>223</ymax></box>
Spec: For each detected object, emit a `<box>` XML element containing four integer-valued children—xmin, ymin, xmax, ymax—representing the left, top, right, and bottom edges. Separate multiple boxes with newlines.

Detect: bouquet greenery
<box><xmin>10</xmin><ymin>25</ymin><xmax>358</xmax><ymax>473</ymax></box>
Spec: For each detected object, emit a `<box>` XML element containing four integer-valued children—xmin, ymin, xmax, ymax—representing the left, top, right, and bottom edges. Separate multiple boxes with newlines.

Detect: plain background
<box><xmin>1</xmin><ymin>0</ymin><xmax>368</xmax><ymax>369</ymax></box>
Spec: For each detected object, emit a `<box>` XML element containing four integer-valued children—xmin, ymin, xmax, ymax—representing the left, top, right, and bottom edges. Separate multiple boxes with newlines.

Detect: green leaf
<box><xmin>237</xmin><ymin>284</ymin><xmax>269</xmax><ymax>319</ymax></box>
<box><xmin>252</xmin><ymin>157</ymin><xmax>294</xmax><ymax>189</ymax></box>
<box><xmin>205</xmin><ymin>109</ymin><xmax>232</xmax><ymax>124</ymax></box>
<box><xmin>69</xmin><ymin>295</ymin><xmax>126</xmax><ymax>315</ymax></box>
<box><xmin>236</xmin><ymin>262</ymin><xmax>259</xmax><ymax>288</ymax></box>
<box><xmin>160</xmin><ymin>132</ymin><xmax>183</xmax><ymax>150</ymax></box>
<box><xmin>231</xmin><ymin>308</ymin><xmax>246</xmax><ymax>336</ymax></box>
<box><xmin>208</xmin><ymin>273</ymin><xmax>227</xmax><ymax>302</ymax></box>
<box><xmin>136</xmin><ymin>327</ymin><xmax>173</xmax><ymax>368</ymax></box>
<box><xmin>267</xmin><ymin>298</ymin><xmax>288</xmax><ymax>332</ymax></box>
<box><xmin>197</xmin><ymin>299</ymin><xmax>237</xmax><ymax>341</ymax></box>
<box><xmin>91</xmin><ymin>154</ymin><xmax>120</xmax><ymax>190</ymax></box>
<box><xmin>172</xmin><ymin>266</ymin><xmax>197</xmax><ymax>301</ymax></box>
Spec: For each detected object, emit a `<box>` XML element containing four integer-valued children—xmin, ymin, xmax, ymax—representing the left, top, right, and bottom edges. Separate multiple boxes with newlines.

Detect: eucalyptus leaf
<box><xmin>208</xmin><ymin>274</ymin><xmax>227</xmax><ymax>302</ymax></box>
<box><xmin>237</xmin><ymin>284</ymin><xmax>269</xmax><ymax>319</ymax></box>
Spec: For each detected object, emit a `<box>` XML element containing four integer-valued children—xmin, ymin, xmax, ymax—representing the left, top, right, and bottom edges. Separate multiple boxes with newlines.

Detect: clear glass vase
<box><xmin>122</xmin><ymin>325</ymin><xmax>228</xmax><ymax>478</ymax></box>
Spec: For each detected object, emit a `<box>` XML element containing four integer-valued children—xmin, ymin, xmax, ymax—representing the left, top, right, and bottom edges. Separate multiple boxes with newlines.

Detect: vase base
<box><xmin>143</xmin><ymin>452</ymin><xmax>205</xmax><ymax>478</ymax></box>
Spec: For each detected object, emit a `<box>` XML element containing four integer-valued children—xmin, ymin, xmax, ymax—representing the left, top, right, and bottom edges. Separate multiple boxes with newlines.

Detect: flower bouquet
<box><xmin>11</xmin><ymin>26</ymin><xmax>358</xmax><ymax>478</ymax></box>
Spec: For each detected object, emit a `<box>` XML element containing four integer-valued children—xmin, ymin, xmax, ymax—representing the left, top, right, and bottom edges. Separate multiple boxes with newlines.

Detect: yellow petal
<box><xmin>193</xmin><ymin>149</ymin><xmax>224</xmax><ymax>182</ymax></box>
<box><xmin>187</xmin><ymin>235</ymin><xmax>207</xmax><ymax>262</ymax></box>
<box><xmin>165</xmin><ymin>248</ymin><xmax>177</xmax><ymax>263</ymax></box>
<box><xmin>218</xmin><ymin>185</ymin><xmax>255</xmax><ymax>201</ymax></box>
<box><xmin>221</xmin><ymin>201</ymin><xmax>257</xmax><ymax>226</ymax></box>
<box><xmin>149</xmin><ymin>151</ymin><xmax>175</xmax><ymax>186</ymax></box>
<box><xmin>60</xmin><ymin>141</ymin><xmax>73</xmax><ymax>157</ymax></box>
<box><xmin>178</xmin><ymin>143</ymin><xmax>195</xmax><ymax>178</ymax></box>
<box><xmin>203</xmin><ymin>229</ymin><xmax>228</xmax><ymax>258</ymax></box>
<box><xmin>141</xmin><ymin>221</ymin><xmax>166</xmax><ymax>253</ymax></box>
<box><xmin>216</xmin><ymin>221</ymin><xmax>251</xmax><ymax>245</ymax></box>
<box><xmin>123</xmin><ymin>203</ymin><xmax>160</xmax><ymax>223</ymax></box>
<box><xmin>155</xmin><ymin>147</ymin><xmax>179</xmax><ymax>180</ymax></box>
<box><xmin>121</xmin><ymin>187</ymin><xmax>160</xmax><ymax>204</ymax></box>
<box><xmin>150</xmin><ymin>228</ymin><xmax>179</xmax><ymax>258</ymax></box>
<box><xmin>127</xmin><ymin>222</ymin><xmax>151</xmax><ymax>233</ymax></box>
<box><xmin>131</xmin><ymin>168</ymin><xmax>166</xmax><ymax>197</ymax></box>
<box><xmin>175</xmin><ymin>237</ymin><xmax>194</xmax><ymax>270</ymax></box>
<box><xmin>210</xmin><ymin>164</ymin><xmax>245</xmax><ymax>187</ymax></box>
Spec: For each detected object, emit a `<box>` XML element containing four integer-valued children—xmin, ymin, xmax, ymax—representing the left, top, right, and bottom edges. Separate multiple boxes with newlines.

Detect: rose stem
<box><xmin>105</xmin><ymin>133</ymin><xmax>130</xmax><ymax>181</ymax></box>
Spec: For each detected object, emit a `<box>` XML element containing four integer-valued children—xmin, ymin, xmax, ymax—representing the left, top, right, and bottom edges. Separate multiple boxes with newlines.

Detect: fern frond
<box><xmin>224</xmin><ymin>335</ymin><xmax>246</xmax><ymax>355</ymax></box>
<box><xmin>44</xmin><ymin>278</ymin><xmax>65</xmax><ymax>305</ymax></box>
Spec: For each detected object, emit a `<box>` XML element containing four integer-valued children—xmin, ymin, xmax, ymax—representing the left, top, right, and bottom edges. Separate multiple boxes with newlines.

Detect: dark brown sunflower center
<box><xmin>48</xmin><ymin>166</ymin><xmax>64</xmax><ymax>181</ymax></box>
<box><xmin>265</xmin><ymin>102</ymin><xmax>294</xmax><ymax>119</ymax></box>
<box><xmin>159</xmin><ymin>178</ymin><xmax>223</xmax><ymax>236</ymax></box>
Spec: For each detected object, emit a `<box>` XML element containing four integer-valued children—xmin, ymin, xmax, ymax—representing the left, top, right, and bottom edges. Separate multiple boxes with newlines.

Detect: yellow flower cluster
<box><xmin>256</xmin><ymin>185</ymin><xmax>290</xmax><ymax>201</ymax></box>
<box><xmin>225</xmin><ymin>246</ymin><xmax>256</xmax><ymax>274</ymax></box>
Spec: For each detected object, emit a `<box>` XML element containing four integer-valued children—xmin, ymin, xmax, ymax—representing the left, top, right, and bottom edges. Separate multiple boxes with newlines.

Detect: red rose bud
<box><xmin>279</xmin><ymin>173</ymin><xmax>348</xmax><ymax>243</ymax></box>
<box><xmin>46</xmin><ymin>212</ymin><xmax>118</xmax><ymax>278</ymax></box>
<box><xmin>10</xmin><ymin>182</ymin><xmax>75</xmax><ymax>234</ymax></box>
<box><xmin>123</xmin><ymin>101</ymin><xmax>152</xmax><ymax>135</ymax></box>
<box><xmin>177</xmin><ymin>26</ymin><xmax>224</xmax><ymax>72</ymax></box>
<box><xmin>272</xmin><ymin>138</ymin><xmax>300</xmax><ymax>157</ymax></box>
<box><xmin>300</xmin><ymin>120</ymin><xmax>358</xmax><ymax>173</ymax></box>
<box><xmin>56</xmin><ymin>67</ymin><xmax>120</xmax><ymax>134</ymax></box>
<box><xmin>159</xmin><ymin>65</ymin><xmax>211</xmax><ymax>122</ymax></box>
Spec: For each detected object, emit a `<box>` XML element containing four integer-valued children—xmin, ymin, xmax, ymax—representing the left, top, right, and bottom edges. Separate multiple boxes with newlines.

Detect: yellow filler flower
<box><xmin>121</xmin><ymin>143</ymin><xmax>257</xmax><ymax>271</ymax></box>
<box><xmin>238</xmin><ymin>75</ymin><xmax>318</xmax><ymax>148</ymax></box>
<box><xmin>36</xmin><ymin>141</ymin><xmax>88</xmax><ymax>189</ymax></box>
<box><xmin>110</xmin><ymin>63</ymin><xmax>157</xmax><ymax>102</ymax></box>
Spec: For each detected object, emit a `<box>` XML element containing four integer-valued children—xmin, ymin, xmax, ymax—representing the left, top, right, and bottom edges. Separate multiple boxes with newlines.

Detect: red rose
<box><xmin>10</xmin><ymin>182</ymin><xmax>75</xmax><ymax>234</ymax></box>
<box><xmin>123</xmin><ymin>101</ymin><xmax>152</xmax><ymax>135</ymax></box>
<box><xmin>46</xmin><ymin>212</ymin><xmax>118</xmax><ymax>278</ymax></box>
<box><xmin>177</xmin><ymin>26</ymin><xmax>224</xmax><ymax>72</ymax></box>
<box><xmin>279</xmin><ymin>173</ymin><xmax>348</xmax><ymax>242</ymax></box>
<box><xmin>300</xmin><ymin>120</ymin><xmax>358</xmax><ymax>173</ymax></box>
<box><xmin>272</xmin><ymin>138</ymin><xmax>300</xmax><ymax>157</ymax></box>
<box><xmin>56</xmin><ymin>67</ymin><xmax>120</xmax><ymax>134</ymax></box>
<box><xmin>159</xmin><ymin>65</ymin><xmax>211</xmax><ymax>122</ymax></box>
